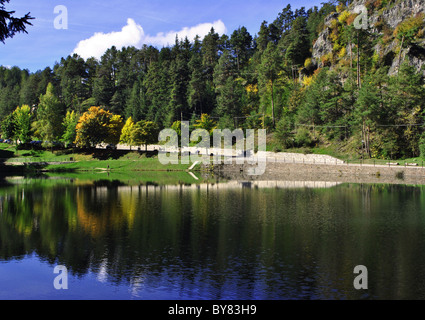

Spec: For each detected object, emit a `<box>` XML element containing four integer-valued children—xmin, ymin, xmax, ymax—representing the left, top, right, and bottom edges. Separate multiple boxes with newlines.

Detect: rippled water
<box><xmin>1</xmin><ymin>177</ymin><xmax>425</xmax><ymax>300</ymax></box>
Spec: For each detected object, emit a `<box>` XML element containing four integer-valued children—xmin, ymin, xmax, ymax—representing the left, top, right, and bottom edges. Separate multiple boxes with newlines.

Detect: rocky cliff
<box><xmin>312</xmin><ymin>0</ymin><xmax>425</xmax><ymax>75</ymax></box>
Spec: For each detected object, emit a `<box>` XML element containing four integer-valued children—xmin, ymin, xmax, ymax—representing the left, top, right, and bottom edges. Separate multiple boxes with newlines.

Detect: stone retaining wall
<box><xmin>210</xmin><ymin>162</ymin><xmax>425</xmax><ymax>185</ymax></box>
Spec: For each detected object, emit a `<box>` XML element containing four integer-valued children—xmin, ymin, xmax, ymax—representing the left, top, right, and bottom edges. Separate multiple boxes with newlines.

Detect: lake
<box><xmin>1</xmin><ymin>175</ymin><xmax>425</xmax><ymax>300</ymax></box>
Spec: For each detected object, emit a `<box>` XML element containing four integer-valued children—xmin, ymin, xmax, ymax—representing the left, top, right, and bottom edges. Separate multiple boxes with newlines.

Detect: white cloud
<box><xmin>73</xmin><ymin>18</ymin><xmax>227</xmax><ymax>60</ymax></box>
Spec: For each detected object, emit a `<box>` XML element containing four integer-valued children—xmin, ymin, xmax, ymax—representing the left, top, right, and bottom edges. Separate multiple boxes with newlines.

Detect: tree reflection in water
<box><xmin>1</xmin><ymin>179</ymin><xmax>425</xmax><ymax>300</ymax></box>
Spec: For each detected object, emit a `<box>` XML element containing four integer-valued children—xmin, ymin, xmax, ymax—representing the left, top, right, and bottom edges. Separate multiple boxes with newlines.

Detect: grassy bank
<box><xmin>0</xmin><ymin>143</ymin><xmax>200</xmax><ymax>173</ymax></box>
<box><xmin>42</xmin><ymin>156</ymin><xmax>196</xmax><ymax>173</ymax></box>
<box><xmin>3</xmin><ymin>139</ymin><xmax>425</xmax><ymax>175</ymax></box>
<box><xmin>267</xmin><ymin>135</ymin><xmax>425</xmax><ymax>167</ymax></box>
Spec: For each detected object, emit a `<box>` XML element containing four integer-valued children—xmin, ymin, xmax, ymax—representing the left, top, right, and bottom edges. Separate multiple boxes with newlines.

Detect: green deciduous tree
<box><xmin>13</xmin><ymin>104</ymin><xmax>32</xmax><ymax>144</ymax></box>
<box><xmin>33</xmin><ymin>83</ymin><xmax>65</xmax><ymax>144</ymax></box>
<box><xmin>1</xmin><ymin>112</ymin><xmax>15</xmax><ymax>139</ymax></box>
<box><xmin>61</xmin><ymin>110</ymin><xmax>79</xmax><ymax>148</ymax></box>
<box><xmin>131</xmin><ymin>120</ymin><xmax>160</xmax><ymax>151</ymax></box>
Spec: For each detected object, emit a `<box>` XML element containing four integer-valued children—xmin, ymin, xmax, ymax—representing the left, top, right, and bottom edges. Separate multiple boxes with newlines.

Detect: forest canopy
<box><xmin>2</xmin><ymin>0</ymin><xmax>425</xmax><ymax>160</ymax></box>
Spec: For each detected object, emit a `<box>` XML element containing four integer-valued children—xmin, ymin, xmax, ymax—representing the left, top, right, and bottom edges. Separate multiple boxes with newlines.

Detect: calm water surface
<box><xmin>1</xmin><ymin>177</ymin><xmax>425</xmax><ymax>300</ymax></box>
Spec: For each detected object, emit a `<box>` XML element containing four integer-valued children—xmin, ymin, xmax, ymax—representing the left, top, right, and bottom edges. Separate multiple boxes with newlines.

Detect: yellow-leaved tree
<box><xmin>75</xmin><ymin>106</ymin><xmax>123</xmax><ymax>148</ymax></box>
<box><xmin>119</xmin><ymin>117</ymin><xmax>135</xmax><ymax>149</ymax></box>
<box><xmin>193</xmin><ymin>114</ymin><xmax>217</xmax><ymax>134</ymax></box>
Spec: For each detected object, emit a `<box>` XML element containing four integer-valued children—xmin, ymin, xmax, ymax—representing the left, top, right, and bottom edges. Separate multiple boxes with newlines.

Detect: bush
<box><xmin>244</xmin><ymin>112</ymin><xmax>263</xmax><ymax>130</ymax></box>
<box><xmin>262</xmin><ymin>116</ymin><xmax>274</xmax><ymax>131</ymax></box>
<box><xmin>274</xmin><ymin>116</ymin><xmax>294</xmax><ymax>149</ymax></box>
<box><xmin>338</xmin><ymin>10</ymin><xmax>350</xmax><ymax>24</ymax></box>
<box><xmin>217</xmin><ymin>114</ymin><xmax>235</xmax><ymax>130</ymax></box>
<box><xmin>295</xmin><ymin>127</ymin><xmax>313</xmax><ymax>147</ymax></box>
<box><xmin>395</xmin><ymin>171</ymin><xmax>405</xmax><ymax>180</ymax></box>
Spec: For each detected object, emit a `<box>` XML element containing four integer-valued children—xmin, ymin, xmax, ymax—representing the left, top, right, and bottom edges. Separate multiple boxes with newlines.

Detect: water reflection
<box><xmin>1</xmin><ymin>178</ymin><xmax>425</xmax><ymax>299</ymax></box>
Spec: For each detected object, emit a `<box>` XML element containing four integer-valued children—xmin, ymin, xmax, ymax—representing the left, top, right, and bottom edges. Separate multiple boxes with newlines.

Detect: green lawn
<box><xmin>0</xmin><ymin>143</ymin><xmax>201</xmax><ymax>173</ymax></box>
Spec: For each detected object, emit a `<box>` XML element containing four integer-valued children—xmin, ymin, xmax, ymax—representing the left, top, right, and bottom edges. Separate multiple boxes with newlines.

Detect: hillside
<box><xmin>1</xmin><ymin>0</ymin><xmax>425</xmax><ymax>161</ymax></box>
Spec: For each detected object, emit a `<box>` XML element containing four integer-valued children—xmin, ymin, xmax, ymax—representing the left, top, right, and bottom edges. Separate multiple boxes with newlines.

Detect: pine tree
<box><xmin>388</xmin><ymin>62</ymin><xmax>425</xmax><ymax>157</ymax></box>
<box><xmin>213</xmin><ymin>50</ymin><xmax>242</xmax><ymax>119</ymax></box>
<box><xmin>230</xmin><ymin>26</ymin><xmax>253</xmax><ymax>72</ymax></box>
<box><xmin>54</xmin><ymin>54</ymin><xmax>90</xmax><ymax>111</ymax></box>
<box><xmin>168</xmin><ymin>38</ymin><xmax>190</xmax><ymax>125</ymax></box>
<box><xmin>256</xmin><ymin>21</ymin><xmax>270</xmax><ymax>52</ymax></box>
<box><xmin>258</xmin><ymin>42</ymin><xmax>282</xmax><ymax>127</ymax></box>
<box><xmin>125</xmin><ymin>80</ymin><xmax>146</xmax><ymax>122</ymax></box>
<box><xmin>202</xmin><ymin>28</ymin><xmax>220</xmax><ymax>82</ymax></box>
<box><xmin>188</xmin><ymin>35</ymin><xmax>207</xmax><ymax>116</ymax></box>
<box><xmin>280</xmin><ymin>16</ymin><xmax>310</xmax><ymax>70</ymax></box>
<box><xmin>92</xmin><ymin>47</ymin><xmax>118</xmax><ymax>108</ymax></box>
<box><xmin>0</xmin><ymin>0</ymin><xmax>33</xmax><ymax>43</ymax></box>
<box><xmin>144</xmin><ymin>57</ymin><xmax>170</xmax><ymax>127</ymax></box>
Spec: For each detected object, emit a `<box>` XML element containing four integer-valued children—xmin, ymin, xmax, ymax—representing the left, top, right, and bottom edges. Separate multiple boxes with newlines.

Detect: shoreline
<box><xmin>2</xmin><ymin>149</ymin><xmax>425</xmax><ymax>185</ymax></box>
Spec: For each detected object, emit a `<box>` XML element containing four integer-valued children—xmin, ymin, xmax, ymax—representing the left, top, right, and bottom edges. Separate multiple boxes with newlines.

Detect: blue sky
<box><xmin>1</xmin><ymin>0</ymin><xmax>324</xmax><ymax>72</ymax></box>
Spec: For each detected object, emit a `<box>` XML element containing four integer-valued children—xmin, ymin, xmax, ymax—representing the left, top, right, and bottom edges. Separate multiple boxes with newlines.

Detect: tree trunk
<box><xmin>362</xmin><ymin>120</ymin><xmax>365</xmax><ymax>159</ymax></box>
<box><xmin>271</xmin><ymin>79</ymin><xmax>275</xmax><ymax>127</ymax></box>
<box><xmin>397</xmin><ymin>35</ymin><xmax>405</xmax><ymax>73</ymax></box>
<box><xmin>366</xmin><ymin>126</ymin><xmax>371</xmax><ymax>158</ymax></box>
<box><xmin>357</xmin><ymin>31</ymin><xmax>361</xmax><ymax>88</ymax></box>
<box><xmin>361</xmin><ymin>119</ymin><xmax>371</xmax><ymax>158</ymax></box>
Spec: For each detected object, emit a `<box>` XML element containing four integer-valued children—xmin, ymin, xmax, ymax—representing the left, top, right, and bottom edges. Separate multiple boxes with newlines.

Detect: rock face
<box><xmin>312</xmin><ymin>28</ymin><xmax>333</xmax><ymax>61</ymax></box>
<box><xmin>352</xmin><ymin>0</ymin><xmax>425</xmax><ymax>29</ymax></box>
<box><xmin>312</xmin><ymin>0</ymin><xmax>425</xmax><ymax>75</ymax></box>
